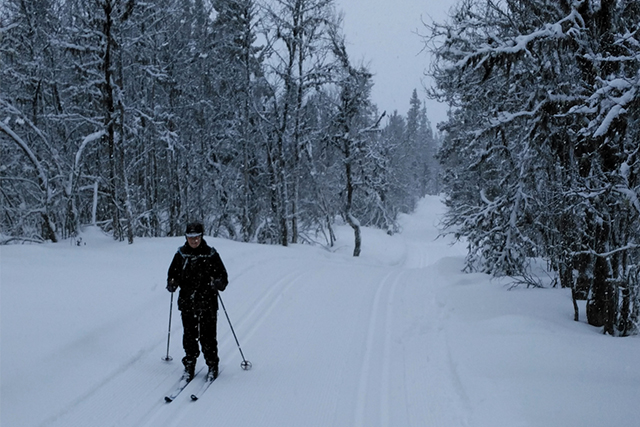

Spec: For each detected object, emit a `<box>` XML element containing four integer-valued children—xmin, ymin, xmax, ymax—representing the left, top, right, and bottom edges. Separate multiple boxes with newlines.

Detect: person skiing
<box><xmin>166</xmin><ymin>222</ymin><xmax>228</xmax><ymax>382</ymax></box>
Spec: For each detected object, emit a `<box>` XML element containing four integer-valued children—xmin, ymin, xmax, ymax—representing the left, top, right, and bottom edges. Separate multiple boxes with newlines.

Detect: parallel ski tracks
<box><xmin>353</xmin><ymin>269</ymin><xmax>406</xmax><ymax>427</ymax></box>
<box><xmin>38</xmin><ymin>259</ymin><xmax>307</xmax><ymax>427</ymax></box>
<box><xmin>351</xmin><ymin>265</ymin><xmax>472</xmax><ymax>427</ymax></box>
<box><xmin>136</xmin><ymin>268</ymin><xmax>307</xmax><ymax>427</ymax></box>
<box><xmin>227</xmin><ymin>268</ymin><xmax>307</xmax><ymax>345</ymax></box>
<box><xmin>34</xmin><ymin>247</ymin><xmax>471</xmax><ymax>427</ymax></box>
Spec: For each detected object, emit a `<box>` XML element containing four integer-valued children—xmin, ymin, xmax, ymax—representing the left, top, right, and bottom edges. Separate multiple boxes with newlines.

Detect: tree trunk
<box><xmin>586</xmin><ymin>220</ymin><xmax>616</xmax><ymax>335</ymax></box>
<box><xmin>344</xmin><ymin>149</ymin><xmax>361</xmax><ymax>257</ymax></box>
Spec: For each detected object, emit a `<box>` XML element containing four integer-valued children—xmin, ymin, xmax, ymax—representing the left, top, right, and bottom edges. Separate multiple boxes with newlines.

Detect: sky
<box><xmin>335</xmin><ymin>0</ymin><xmax>457</xmax><ymax>127</ymax></box>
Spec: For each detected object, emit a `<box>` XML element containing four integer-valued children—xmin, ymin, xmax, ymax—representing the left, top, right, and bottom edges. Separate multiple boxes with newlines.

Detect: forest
<box><xmin>429</xmin><ymin>0</ymin><xmax>640</xmax><ymax>335</ymax></box>
<box><xmin>0</xmin><ymin>0</ymin><xmax>439</xmax><ymax>254</ymax></box>
<box><xmin>2</xmin><ymin>0</ymin><xmax>639</xmax><ymax>336</ymax></box>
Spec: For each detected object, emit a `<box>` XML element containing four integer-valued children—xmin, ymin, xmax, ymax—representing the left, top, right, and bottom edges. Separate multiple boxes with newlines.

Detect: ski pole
<box><xmin>218</xmin><ymin>294</ymin><xmax>252</xmax><ymax>370</ymax></box>
<box><xmin>162</xmin><ymin>292</ymin><xmax>174</xmax><ymax>362</ymax></box>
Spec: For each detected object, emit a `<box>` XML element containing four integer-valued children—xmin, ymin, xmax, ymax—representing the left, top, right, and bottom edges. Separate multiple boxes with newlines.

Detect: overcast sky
<box><xmin>335</xmin><ymin>0</ymin><xmax>456</xmax><ymax>127</ymax></box>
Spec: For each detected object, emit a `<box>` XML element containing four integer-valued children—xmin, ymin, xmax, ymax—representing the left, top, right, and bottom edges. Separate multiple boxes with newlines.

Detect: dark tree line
<box><xmin>0</xmin><ymin>0</ymin><xmax>439</xmax><ymax>252</ymax></box>
<box><xmin>429</xmin><ymin>0</ymin><xmax>640</xmax><ymax>335</ymax></box>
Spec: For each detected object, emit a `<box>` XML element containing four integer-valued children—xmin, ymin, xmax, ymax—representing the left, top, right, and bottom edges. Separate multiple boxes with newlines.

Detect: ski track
<box><xmin>353</xmin><ymin>269</ymin><xmax>404</xmax><ymax>427</ymax></box>
<box><xmin>49</xmin><ymin>260</ymin><xmax>469</xmax><ymax>427</ymax></box>
<box><xmin>401</xmin><ymin>267</ymin><xmax>472</xmax><ymax>427</ymax></box>
<box><xmin>229</xmin><ymin>268</ymin><xmax>308</xmax><ymax>346</ymax></box>
<box><xmin>7</xmin><ymin>198</ymin><xmax>640</xmax><ymax>427</ymax></box>
<box><xmin>145</xmin><ymin>269</ymin><xmax>307</xmax><ymax>427</ymax></box>
<box><xmin>142</xmin><ymin>268</ymin><xmax>305</xmax><ymax>427</ymax></box>
<box><xmin>35</xmin><ymin>295</ymin><xmax>173</xmax><ymax>427</ymax></box>
<box><xmin>33</xmin><ymin>256</ymin><xmax>304</xmax><ymax>427</ymax></box>
<box><xmin>8</xmin><ymin>214</ymin><xmax>476</xmax><ymax>427</ymax></box>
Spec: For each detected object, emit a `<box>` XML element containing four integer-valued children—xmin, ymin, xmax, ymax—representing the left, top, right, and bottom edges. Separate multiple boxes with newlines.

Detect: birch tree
<box><xmin>261</xmin><ymin>0</ymin><xmax>338</xmax><ymax>245</ymax></box>
<box><xmin>0</xmin><ymin>0</ymin><xmax>63</xmax><ymax>241</ymax></box>
<box><xmin>330</xmin><ymin>27</ymin><xmax>379</xmax><ymax>256</ymax></box>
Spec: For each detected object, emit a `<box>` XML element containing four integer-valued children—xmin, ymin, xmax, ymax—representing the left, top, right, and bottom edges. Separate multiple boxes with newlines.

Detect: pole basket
<box><xmin>241</xmin><ymin>360</ymin><xmax>252</xmax><ymax>370</ymax></box>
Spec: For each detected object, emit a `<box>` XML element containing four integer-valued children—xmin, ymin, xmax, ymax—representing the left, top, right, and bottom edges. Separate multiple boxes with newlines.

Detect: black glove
<box><xmin>167</xmin><ymin>278</ymin><xmax>178</xmax><ymax>292</ymax></box>
<box><xmin>211</xmin><ymin>277</ymin><xmax>228</xmax><ymax>292</ymax></box>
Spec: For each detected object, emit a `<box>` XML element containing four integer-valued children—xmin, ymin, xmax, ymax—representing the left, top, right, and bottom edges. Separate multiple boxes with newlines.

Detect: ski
<box><xmin>190</xmin><ymin>370</ymin><xmax>221</xmax><ymax>401</ymax></box>
<box><xmin>164</xmin><ymin>376</ymin><xmax>192</xmax><ymax>403</ymax></box>
<box><xmin>164</xmin><ymin>368</ymin><xmax>203</xmax><ymax>403</ymax></box>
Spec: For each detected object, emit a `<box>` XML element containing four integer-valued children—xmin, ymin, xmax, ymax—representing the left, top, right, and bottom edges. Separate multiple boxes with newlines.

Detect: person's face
<box><xmin>186</xmin><ymin>234</ymin><xmax>202</xmax><ymax>249</ymax></box>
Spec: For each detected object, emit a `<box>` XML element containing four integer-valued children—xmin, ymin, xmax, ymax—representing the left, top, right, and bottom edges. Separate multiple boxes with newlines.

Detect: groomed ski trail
<box><xmin>353</xmin><ymin>269</ymin><xmax>406</xmax><ymax>427</ymax></box>
<box><xmin>5</xmin><ymin>197</ymin><xmax>640</xmax><ymax>427</ymax></box>
<box><xmin>4</xmin><ymin>198</ymin><xmax>474</xmax><ymax>427</ymax></box>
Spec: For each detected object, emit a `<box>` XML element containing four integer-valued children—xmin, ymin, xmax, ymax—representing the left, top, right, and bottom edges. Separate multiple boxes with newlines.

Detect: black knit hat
<box><xmin>185</xmin><ymin>222</ymin><xmax>204</xmax><ymax>237</ymax></box>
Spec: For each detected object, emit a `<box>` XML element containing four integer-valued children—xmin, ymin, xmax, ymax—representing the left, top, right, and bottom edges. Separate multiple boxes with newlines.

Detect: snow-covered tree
<box><xmin>261</xmin><ymin>0</ymin><xmax>339</xmax><ymax>245</ymax></box>
<box><xmin>428</xmin><ymin>0</ymin><xmax>640</xmax><ymax>335</ymax></box>
<box><xmin>0</xmin><ymin>0</ymin><xmax>64</xmax><ymax>242</ymax></box>
<box><xmin>208</xmin><ymin>0</ymin><xmax>267</xmax><ymax>241</ymax></box>
<box><xmin>1</xmin><ymin>0</ymin><xmax>441</xmax><ymax>267</ymax></box>
<box><xmin>329</xmin><ymin>26</ymin><xmax>381</xmax><ymax>255</ymax></box>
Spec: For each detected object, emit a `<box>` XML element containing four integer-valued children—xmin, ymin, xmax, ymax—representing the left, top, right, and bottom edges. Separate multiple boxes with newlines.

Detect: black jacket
<box><xmin>168</xmin><ymin>239</ymin><xmax>228</xmax><ymax>312</ymax></box>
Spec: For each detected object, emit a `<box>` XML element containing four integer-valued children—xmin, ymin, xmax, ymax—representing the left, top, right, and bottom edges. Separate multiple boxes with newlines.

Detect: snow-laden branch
<box><xmin>452</xmin><ymin>8</ymin><xmax>583</xmax><ymax>71</ymax></box>
<box><xmin>0</xmin><ymin>22</ymin><xmax>20</xmax><ymax>33</ymax></box>
<box><xmin>574</xmin><ymin>243</ymin><xmax>640</xmax><ymax>259</ymax></box>
<box><xmin>614</xmin><ymin>185</ymin><xmax>640</xmax><ymax>217</ymax></box>
<box><xmin>592</xmin><ymin>85</ymin><xmax>636</xmax><ymax>137</ymax></box>
<box><xmin>50</xmin><ymin>40</ymin><xmax>102</xmax><ymax>54</ymax></box>
<box><xmin>75</xmin><ymin>131</ymin><xmax>105</xmax><ymax>171</ymax></box>
<box><xmin>0</xmin><ymin>120</ymin><xmax>49</xmax><ymax>192</ymax></box>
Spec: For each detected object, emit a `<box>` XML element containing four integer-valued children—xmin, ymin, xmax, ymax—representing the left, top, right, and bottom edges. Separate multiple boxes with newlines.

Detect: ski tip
<box><xmin>190</xmin><ymin>394</ymin><xmax>198</xmax><ymax>401</ymax></box>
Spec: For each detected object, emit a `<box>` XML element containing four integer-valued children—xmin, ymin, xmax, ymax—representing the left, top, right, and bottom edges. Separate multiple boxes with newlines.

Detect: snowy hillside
<box><xmin>1</xmin><ymin>196</ymin><xmax>638</xmax><ymax>427</ymax></box>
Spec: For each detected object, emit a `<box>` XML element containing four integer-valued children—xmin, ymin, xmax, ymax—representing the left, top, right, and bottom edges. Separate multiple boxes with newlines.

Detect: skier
<box><xmin>166</xmin><ymin>222</ymin><xmax>228</xmax><ymax>382</ymax></box>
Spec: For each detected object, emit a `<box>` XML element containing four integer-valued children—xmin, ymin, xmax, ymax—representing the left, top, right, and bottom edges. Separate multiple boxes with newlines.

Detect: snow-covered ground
<box><xmin>1</xmin><ymin>196</ymin><xmax>639</xmax><ymax>427</ymax></box>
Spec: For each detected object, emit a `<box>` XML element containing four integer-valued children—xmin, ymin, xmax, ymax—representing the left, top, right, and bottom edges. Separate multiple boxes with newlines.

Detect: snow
<box><xmin>75</xmin><ymin>131</ymin><xmax>106</xmax><ymax>170</ymax></box>
<box><xmin>1</xmin><ymin>196</ymin><xmax>639</xmax><ymax>427</ymax></box>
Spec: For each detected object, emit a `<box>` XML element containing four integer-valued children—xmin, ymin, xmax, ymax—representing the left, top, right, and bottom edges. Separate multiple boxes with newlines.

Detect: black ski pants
<box><xmin>181</xmin><ymin>308</ymin><xmax>219</xmax><ymax>370</ymax></box>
